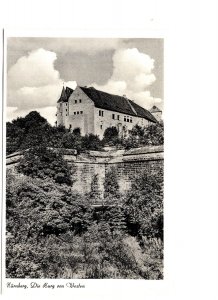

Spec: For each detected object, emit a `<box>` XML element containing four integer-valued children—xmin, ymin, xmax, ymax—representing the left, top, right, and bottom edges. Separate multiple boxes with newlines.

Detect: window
<box><xmin>75</xmin><ymin>100</ymin><xmax>77</xmax><ymax>104</ymax></box>
<box><xmin>130</xmin><ymin>117</ymin><xmax>132</xmax><ymax>123</ymax></box>
<box><xmin>66</xmin><ymin>103</ymin><xmax>67</xmax><ymax>106</ymax></box>
<box><xmin>99</xmin><ymin>110</ymin><xmax>104</xmax><ymax>117</ymax></box>
<box><xmin>124</xmin><ymin>116</ymin><xmax>126</xmax><ymax>122</ymax></box>
<box><xmin>77</xmin><ymin>111</ymin><xmax>79</xmax><ymax>114</ymax></box>
<box><xmin>112</xmin><ymin>114</ymin><xmax>115</xmax><ymax>119</ymax></box>
<box><xmin>66</xmin><ymin>109</ymin><xmax>67</xmax><ymax>111</ymax></box>
<box><xmin>66</xmin><ymin>114</ymin><xmax>67</xmax><ymax>116</ymax></box>
<box><xmin>100</xmin><ymin>125</ymin><xmax>103</xmax><ymax>130</ymax></box>
<box><xmin>127</xmin><ymin>117</ymin><xmax>129</xmax><ymax>122</ymax></box>
<box><xmin>74</xmin><ymin>112</ymin><xmax>76</xmax><ymax>115</ymax></box>
<box><xmin>79</xmin><ymin>99</ymin><xmax>82</xmax><ymax>103</ymax></box>
<box><xmin>80</xmin><ymin>111</ymin><xmax>83</xmax><ymax>114</ymax></box>
<box><xmin>117</xmin><ymin>115</ymin><xmax>120</xmax><ymax>120</ymax></box>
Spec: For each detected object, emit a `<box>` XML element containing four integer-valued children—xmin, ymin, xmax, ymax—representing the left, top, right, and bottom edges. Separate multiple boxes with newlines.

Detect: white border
<box><xmin>2</xmin><ymin>0</ymin><xmax>218</xmax><ymax>299</ymax></box>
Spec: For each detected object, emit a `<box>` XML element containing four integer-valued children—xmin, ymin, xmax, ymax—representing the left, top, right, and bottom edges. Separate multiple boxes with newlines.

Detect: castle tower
<box><xmin>150</xmin><ymin>105</ymin><xmax>162</xmax><ymax>122</ymax></box>
<box><xmin>56</xmin><ymin>86</ymin><xmax>68</xmax><ymax>126</ymax></box>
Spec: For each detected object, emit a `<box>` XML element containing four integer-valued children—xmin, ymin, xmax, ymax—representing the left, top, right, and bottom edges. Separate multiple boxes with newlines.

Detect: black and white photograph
<box><xmin>5</xmin><ymin>37</ymin><xmax>164</xmax><ymax>279</ymax></box>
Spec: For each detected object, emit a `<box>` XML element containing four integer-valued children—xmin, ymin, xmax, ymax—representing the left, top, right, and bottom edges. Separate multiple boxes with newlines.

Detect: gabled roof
<box><xmin>80</xmin><ymin>86</ymin><xmax>157</xmax><ymax>123</ymax></box>
<box><xmin>65</xmin><ymin>87</ymin><xmax>74</xmax><ymax>99</ymax></box>
<box><xmin>150</xmin><ymin>105</ymin><xmax>162</xmax><ymax>113</ymax></box>
<box><xmin>57</xmin><ymin>86</ymin><xmax>74</xmax><ymax>103</ymax></box>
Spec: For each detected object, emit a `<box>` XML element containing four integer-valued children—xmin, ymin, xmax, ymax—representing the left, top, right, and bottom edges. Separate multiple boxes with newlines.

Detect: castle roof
<box><xmin>80</xmin><ymin>86</ymin><xmax>157</xmax><ymax>123</ymax></box>
<box><xmin>57</xmin><ymin>86</ymin><xmax>74</xmax><ymax>103</ymax></box>
<box><xmin>150</xmin><ymin>105</ymin><xmax>162</xmax><ymax>113</ymax></box>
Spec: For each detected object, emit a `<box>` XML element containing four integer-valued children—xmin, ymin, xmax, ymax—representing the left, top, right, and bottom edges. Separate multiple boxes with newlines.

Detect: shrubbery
<box><xmin>6</xmin><ymin>149</ymin><xmax>163</xmax><ymax>279</ymax></box>
<box><xmin>6</xmin><ymin>111</ymin><xmax>164</xmax><ymax>279</ymax></box>
<box><xmin>6</xmin><ymin>111</ymin><xmax>163</xmax><ymax>155</ymax></box>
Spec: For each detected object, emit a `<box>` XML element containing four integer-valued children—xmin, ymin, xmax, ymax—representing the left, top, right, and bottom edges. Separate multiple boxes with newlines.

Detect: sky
<box><xmin>7</xmin><ymin>38</ymin><xmax>163</xmax><ymax>125</ymax></box>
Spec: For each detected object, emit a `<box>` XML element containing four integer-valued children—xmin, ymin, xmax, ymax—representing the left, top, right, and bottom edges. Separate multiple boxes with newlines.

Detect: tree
<box><xmin>121</xmin><ymin>122</ymin><xmax>164</xmax><ymax>149</ymax></box>
<box><xmin>103</xmin><ymin>167</ymin><xmax>120</xmax><ymax>203</ymax></box>
<box><xmin>143</xmin><ymin>122</ymin><xmax>164</xmax><ymax>145</ymax></box>
<box><xmin>61</xmin><ymin>132</ymin><xmax>83</xmax><ymax>151</ymax></box>
<box><xmin>124</xmin><ymin>167</ymin><xmax>163</xmax><ymax>239</ymax></box>
<box><xmin>103</xmin><ymin>126</ymin><xmax>119</xmax><ymax>145</ymax></box>
<box><xmin>89</xmin><ymin>174</ymin><xmax>102</xmax><ymax>204</ymax></box>
<box><xmin>104</xmin><ymin>206</ymin><xmax>127</xmax><ymax>233</ymax></box>
<box><xmin>82</xmin><ymin>134</ymin><xmax>103</xmax><ymax>151</ymax></box>
<box><xmin>72</xmin><ymin>127</ymin><xmax>81</xmax><ymax>136</ymax></box>
<box><xmin>6</xmin><ymin>111</ymin><xmax>53</xmax><ymax>153</ymax></box>
<box><xmin>17</xmin><ymin>146</ymin><xmax>73</xmax><ymax>185</ymax></box>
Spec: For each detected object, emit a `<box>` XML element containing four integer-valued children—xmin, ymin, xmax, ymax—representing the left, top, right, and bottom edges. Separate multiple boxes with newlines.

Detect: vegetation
<box><xmin>6</xmin><ymin>111</ymin><xmax>163</xmax><ymax>155</ymax></box>
<box><xmin>7</xmin><ymin>162</ymin><xmax>163</xmax><ymax>279</ymax></box>
<box><xmin>6</xmin><ymin>111</ymin><xmax>164</xmax><ymax>279</ymax></box>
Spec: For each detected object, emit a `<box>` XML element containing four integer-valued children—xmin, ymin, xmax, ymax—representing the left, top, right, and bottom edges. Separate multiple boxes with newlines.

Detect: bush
<box><xmin>82</xmin><ymin>134</ymin><xmax>103</xmax><ymax>151</ymax></box>
<box><xmin>124</xmin><ymin>168</ymin><xmax>163</xmax><ymax>240</ymax></box>
<box><xmin>17</xmin><ymin>146</ymin><xmax>73</xmax><ymax>185</ymax></box>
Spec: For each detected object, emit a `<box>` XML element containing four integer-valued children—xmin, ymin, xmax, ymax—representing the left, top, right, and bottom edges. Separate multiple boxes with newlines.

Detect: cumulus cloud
<box><xmin>92</xmin><ymin>48</ymin><xmax>162</xmax><ymax>109</ymax></box>
<box><xmin>7</xmin><ymin>46</ymin><xmax>162</xmax><ymax>125</ymax></box>
<box><xmin>8</xmin><ymin>48</ymin><xmax>60</xmax><ymax>89</ymax></box>
<box><xmin>7</xmin><ymin>48</ymin><xmax>77</xmax><ymax>124</ymax></box>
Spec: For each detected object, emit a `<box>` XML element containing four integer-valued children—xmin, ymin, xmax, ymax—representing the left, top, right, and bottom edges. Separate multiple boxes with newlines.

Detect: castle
<box><xmin>56</xmin><ymin>85</ymin><xmax>161</xmax><ymax>139</ymax></box>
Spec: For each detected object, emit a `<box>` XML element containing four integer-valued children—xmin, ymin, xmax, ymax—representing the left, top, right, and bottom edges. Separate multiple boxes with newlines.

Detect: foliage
<box><xmin>72</xmin><ymin>127</ymin><xmax>81</xmax><ymax>136</ymax></box>
<box><xmin>6</xmin><ymin>165</ymin><xmax>163</xmax><ymax>279</ymax></box>
<box><xmin>89</xmin><ymin>174</ymin><xmax>102</xmax><ymax>204</ymax></box>
<box><xmin>121</xmin><ymin>123</ymin><xmax>164</xmax><ymax>149</ymax></box>
<box><xmin>103</xmin><ymin>126</ymin><xmax>119</xmax><ymax>146</ymax></box>
<box><xmin>124</xmin><ymin>167</ymin><xmax>164</xmax><ymax>240</ymax></box>
<box><xmin>6</xmin><ymin>112</ymin><xmax>164</xmax><ymax>279</ymax></box>
<box><xmin>17</xmin><ymin>146</ymin><xmax>73</xmax><ymax>185</ymax></box>
<box><xmin>82</xmin><ymin>134</ymin><xmax>103</xmax><ymax>151</ymax></box>
<box><xmin>6</xmin><ymin>112</ymin><xmax>103</xmax><ymax>154</ymax></box>
<box><xmin>61</xmin><ymin>132</ymin><xmax>83</xmax><ymax>152</ymax></box>
<box><xmin>103</xmin><ymin>167</ymin><xmax>120</xmax><ymax>203</ymax></box>
<box><xmin>103</xmin><ymin>206</ymin><xmax>127</xmax><ymax>233</ymax></box>
<box><xmin>6</xmin><ymin>111</ymin><xmax>163</xmax><ymax>155</ymax></box>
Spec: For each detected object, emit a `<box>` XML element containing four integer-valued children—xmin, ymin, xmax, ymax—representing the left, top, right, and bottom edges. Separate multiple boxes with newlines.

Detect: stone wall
<box><xmin>65</xmin><ymin>146</ymin><xmax>163</xmax><ymax>195</ymax></box>
<box><xmin>6</xmin><ymin>146</ymin><xmax>163</xmax><ymax>196</ymax></box>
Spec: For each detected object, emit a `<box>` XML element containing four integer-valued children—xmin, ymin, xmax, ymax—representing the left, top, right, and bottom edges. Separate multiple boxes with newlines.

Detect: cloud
<box><xmin>7</xmin><ymin>48</ymin><xmax>77</xmax><ymax>124</ymax></box>
<box><xmin>92</xmin><ymin>48</ymin><xmax>162</xmax><ymax>109</ymax></box>
<box><xmin>7</xmin><ymin>46</ymin><xmax>162</xmax><ymax>126</ymax></box>
<box><xmin>8</xmin><ymin>48</ymin><xmax>60</xmax><ymax>89</ymax></box>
